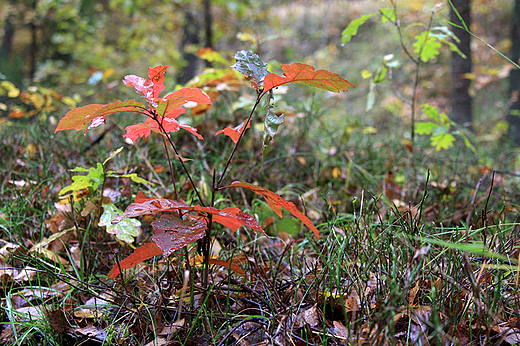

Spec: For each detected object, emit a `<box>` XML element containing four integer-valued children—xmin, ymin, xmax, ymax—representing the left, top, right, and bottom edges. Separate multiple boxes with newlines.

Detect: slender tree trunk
<box><xmin>177</xmin><ymin>11</ymin><xmax>200</xmax><ymax>85</ymax></box>
<box><xmin>29</xmin><ymin>0</ymin><xmax>38</xmax><ymax>80</ymax></box>
<box><xmin>204</xmin><ymin>0</ymin><xmax>212</xmax><ymax>49</ymax></box>
<box><xmin>508</xmin><ymin>0</ymin><xmax>520</xmax><ymax>144</ymax></box>
<box><xmin>203</xmin><ymin>0</ymin><xmax>212</xmax><ymax>68</ymax></box>
<box><xmin>0</xmin><ymin>16</ymin><xmax>14</xmax><ymax>63</ymax></box>
<box><xmin>450</xmin><ymin>0</ymin><xmax>473</xmax><ymax>126</ymax></box>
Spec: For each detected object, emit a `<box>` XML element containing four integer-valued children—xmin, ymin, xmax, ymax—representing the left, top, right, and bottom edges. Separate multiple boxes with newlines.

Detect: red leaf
<box><xmin>163</xmin><ymin>87</ymin><xmax>213</xmax><ymax>105</ymax></box>
<box><xmin>112</xmin><ymin>198</ymin><xmax>192</xmax><ymax>223</ymax></box>
<box><xmin>151</xmin><ymin>214</ymin><xmax>207</xmax><ymax>256</ymax></box>
<box><xmin>123</xmin><ymin>123</ymin><xmax>153</xmax><ymax>142</ymax></box>
<box><xmin>134</xmin><ymin>192</ymin><xmax>152</xmax><ymax>203</ymax></box>
<box><xmin>124</xmin><ymin>65</ymin><xmax>170</xmax><ymax>103</ymax></box>
<box><xmin>55</xmin><ymin>100</ymin><xmax>146</xmax><ymax>133</ymax></box>
<box><xmin>222</xmin><ymin>181</ymin><xmax>320</xmax><ymax>239</ymax></box>
<box><xmin>209</xmin><ymin>207</ymin><xmax>244</xmax><ymax>231</ymax></box>
<box><xmin>125</xmin><ymin>113</ymin><xmax>203</xmax><ymax>141</ymax></box>
<box><xmin>193</xmin><ymin>205</ymin><xmax>264</xmax><ymax>234</ymax></box>
<box><xmin>123</xmin><ymin>75</ymin><xmax>155</xmax><ymax>102</ymax></box>
<box><xmin>112</xmin><ymin>198</ymin><xmax>264</xmax><ymax>233</ymax></box>
<box><xmin>263</xmin><ymin>63</ymin><xmax>356</xmax><ymax>93</ymax></box>
<box><xmin>216</xmin><ymin>118</ymin><xmax>251</xmax><ymax>144</ymax></box>
<box><xmin>107</xmin><ymin>242</ymin><xmax>163</xmax><ymax>279</ymax></box>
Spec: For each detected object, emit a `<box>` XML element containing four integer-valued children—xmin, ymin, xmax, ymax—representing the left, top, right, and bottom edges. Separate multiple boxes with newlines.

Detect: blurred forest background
<box><xmin>0</xmin><ymin>0</ymin><xmax>516</xmax><ymax>142</ymax></box>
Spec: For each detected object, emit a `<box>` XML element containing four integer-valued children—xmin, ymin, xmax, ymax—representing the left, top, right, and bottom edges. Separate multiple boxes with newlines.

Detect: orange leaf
<box><xmin>215</xmin><ymin>118</ymin><xmax>251</xmax><ymax>144</ymax></box>
<box><xmin>263</xmin><ymin>63</ymin><xmax>356</xmax><ymax>93</ymax></box>
<box><xmin>222</xmin><ymin>182</ymin><xmax>320</xmax><ymax>239</ymax></box>
<box><xmin>112</xmin><ymin>198</ymin><xmax>264</xmax><ymax>233</ymax></box>
<box><xmin>108</xmin><ymin>242</ymin><xmax>163</xmax><ymax>279</ymax></box>
<box><xmin>55</xmin><ymin>100</ymin><xmax>146</xmax><ymax>133</ymax></box>
<box><xmin>195</xmin><ymin>206</ymin><xmax>264</xmax><ymax>233</ymax></box>
<box><xmin>163</xmin><ymin>87</ymin><xmax>213</xmax><ymax>105</ymax></box>
<box><xmin>134</xmin><ymin>191</ymin><xmax>152</xmax><ymax>203</ymax></box>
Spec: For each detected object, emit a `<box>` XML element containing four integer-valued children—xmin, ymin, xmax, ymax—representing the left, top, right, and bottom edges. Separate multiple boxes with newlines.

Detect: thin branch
<box><xmin>216</xmin><ymin>95</ymin><xmax>263</xmax><ymax>188</ymax></box>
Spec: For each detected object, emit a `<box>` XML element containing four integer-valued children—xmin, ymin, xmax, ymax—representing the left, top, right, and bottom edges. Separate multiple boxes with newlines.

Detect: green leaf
<box><xmin>231</xmin><ymin>50</ymin><xmax>269</xmax><ymax>89</ymax></box>
<box><xmin>59</xmin><ymin>175</ymin><xmax>92</xmax><ymax>195</ymax></box>
<box><xmin>109</xmin><ymin>173</ymin><xmax>154</xmax><ymax>186</ymax></box>
<box><xmin>421</xmin><ymin>104</ymin><xmax>440</xmax><ymax>122</ymax></box>
<box><xmin>380</xmin><ymin>8</ymin><xmax>396</xmax><ymax>23</ymax></box>
<box><xmin>59</xmin><ymin>163</ymin><xmax>104</xmax><ymax>195</ymax></box>
<box><xmin>415</xmin><ymin>121</ymin><xmax>438</xmax><ymax>135</ymax></box>
<box><xmin>342</xmin><ymin>13</ymin><xmax>377</xmax><ymax>44</ymax></box>
<box><xmin>99</xmin><ymin>204</ymin><xmax>141</xmax><ymax>244</ymax></box>
<box><xmin>431</xmin><ymin>133</ymin><xmax>456</xmax><ymax>151</ymax></box>
<box><xmin>413</xmin><ymin>31</ymin><xmax>442</xmax><ymax>62</ymax></box>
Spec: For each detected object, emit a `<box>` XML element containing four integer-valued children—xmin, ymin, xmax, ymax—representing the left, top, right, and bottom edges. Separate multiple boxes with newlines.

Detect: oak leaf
<box><xmin>112</xmin><ymin>198</ymin><xmax>264</xmax><ymax>233</ymax></box>
<box><xmin>263</xmin><ymin>63</ymin><xmax>356</xmax><ymax>93</ymax></box>
<box><xmin>151</xmin><ymin>214</ymin><xmax>207</xmax><ymax>256</ymax></box>
<box><xmin>216</xmin><ymin>118</ymin><xmax>251</xmax><ymax>144</ymax></box>
<box><xmin>54</xmin><ymin>100</ymin><xmax>145</xmax><ymax>133</ymax></box>
<box><xmin>107</xmin><ymin>242</ymin><xmax>163</xmax><ymax>279</ymax></box>
<box><xmin>222</xmin><ymin>182</ymin><xmax>319</xmax><ymax>239</ymax></box>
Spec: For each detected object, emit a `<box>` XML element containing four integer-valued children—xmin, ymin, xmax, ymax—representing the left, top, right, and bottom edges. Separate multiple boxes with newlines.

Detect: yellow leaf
<box><xmin>361</xmin><ymin>69</ymin><xmax>373</xmax><ymax>79</ymax></box>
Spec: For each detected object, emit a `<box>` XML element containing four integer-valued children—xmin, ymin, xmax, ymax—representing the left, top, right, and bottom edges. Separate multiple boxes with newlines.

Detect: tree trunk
<box><xmin>177</xmin><ymin>11</ymin><xmax>200</xmax><ymax>85</ymax></box>
<box><xmin>450</xmin><ymin>0</ymin><xmax>473</xmax><ymax>127</ymax></box>
<box><xmin>0</xmin><ymin>16</ymin><xmax>14</xmax><ymax>63</ymax></box>
<box><xmin>203</xmin><ymin>0</ymin><xmax>212</xmax><ymax>68</ymax></box>
<box><xmin>29</xmin><ymin>0</ymin><xmax>38</xmax><ymax>80</ymax></box>
<box><xmin>508</xmin><ymin>0</ymin><xmax>520</xmax><ymax>144</ymax></box>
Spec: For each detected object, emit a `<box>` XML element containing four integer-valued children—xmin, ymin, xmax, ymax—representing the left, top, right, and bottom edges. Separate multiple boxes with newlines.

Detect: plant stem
<box><xmin>392</xmin><ymin>2</ymin><xmax>435</xmax><ymax>183</ymax></box>
<box><xmin>216</xmin><ymin>96</ymin><xmax>263</xmax><ymax>188</ymax></box>
<box><xmin>151</xmin><ymin>110</ymin><xmax>206</xmax><ymax>207</ymax></box>
<box><xmin>161</xmin><ymin>136</ymin><xmax>179</xmax><ymax>200</ymax></box>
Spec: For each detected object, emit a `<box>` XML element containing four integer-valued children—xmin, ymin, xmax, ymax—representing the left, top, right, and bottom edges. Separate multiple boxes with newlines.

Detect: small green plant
<box><xmin>342</xmin><ymin>2</ymin><xmax>469</xmax><ymax>154</ymax></box>
<box><xmin>415</xmin><ymin>103</ymin><xmax>475</xmax><ymax>152</ymax></box>
<box><xmin>54</xmin><ymin>50</ymin><xmax>355</xmax><ymax>285</ymax></box>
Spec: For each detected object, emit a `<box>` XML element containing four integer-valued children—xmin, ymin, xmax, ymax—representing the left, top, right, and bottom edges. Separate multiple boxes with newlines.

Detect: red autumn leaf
<box><xmin>107</xmin><ymin>242</ymin><xmax>163</xmax><ymax>279</ymax></box>
<box><xmin>54</xmin><ymin>100</ymin><xmax>146</xmax><ymax>133</ymax></box>
<box><xmin>163</xmin><ymin>87</ymin><xmax>213</xmax><ymax>105</ymax></box>
<box><xmin>151</xmin><ymin>214</ymin><xmax>207</xmax><ymax>256</ymax></box>
<box><xmin>216</xmin><ymin>118</ymin><xmax>251</xmax><ymax>144</ymax></box>
<box><xmin>112</xmin><ymin>198</ymin><xmax>192</xmax><ymax>223</ymax></box>
<box><xmin>134</xmin><ymin>191</ymin><xmax>152</xmax><ymax>203</ymax></box>
<box><xmin>209</xmin><ymin>207</ymin><xmax>244</xmax><ymax>231</ymax></box>
<box><xmin>192</xmin><ymin>205</ymin><xmax>264</xmax><ymax>234</ymax></box>
<box><xmin>148</xmin><ymin>65</ymin><xmax>169</xmax><ymax>84</ymax></box>
<box><xmin>123</xmin><ymin>111</ymin><xmax>203</xmax><ymax>142</ymax></box>
<box><xmin>222</xmin><ymin>181</ymin><xmax>320</xmax><ymax>239</ymax></box>
<box><xmin>123</xmin><ymin>123</ymin><xmax>154</xmax><ymax>142</ymax></box>
<box><xmin>123</xmin><ymin>75</ymin><xmax>155</xmax><ymax>103</ymax></box>
<box><xmin>124</xmin><ymin>65</ymin><xmax>170</xmax><ymax>103</ymax></box>
<box><xmin>263</xmin><ymin>63</ymin><xmax>356</xmax><ymax>93</ymax></box>
<box><xmin>112</xmin><ymin>198</ymin><xmax>264</xmax><ymax>233</ymax></box>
